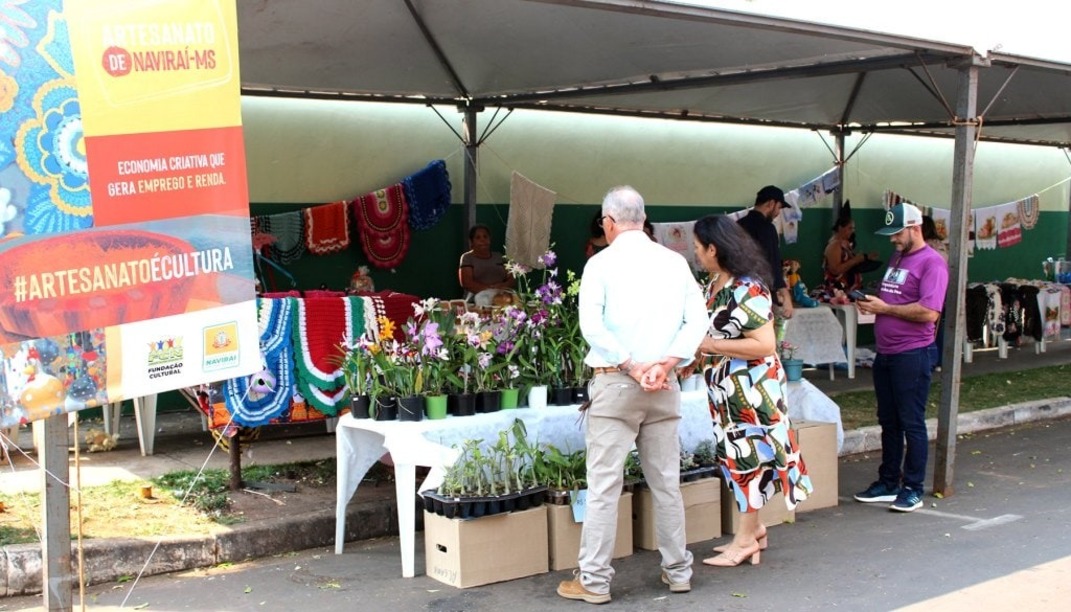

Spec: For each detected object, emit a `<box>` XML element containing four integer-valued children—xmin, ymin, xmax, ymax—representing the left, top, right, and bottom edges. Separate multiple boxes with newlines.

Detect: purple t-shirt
<box><xmin>874</xmin><ymin>245</ymin><xmax>949</xmax><ymax>354</ymax></box>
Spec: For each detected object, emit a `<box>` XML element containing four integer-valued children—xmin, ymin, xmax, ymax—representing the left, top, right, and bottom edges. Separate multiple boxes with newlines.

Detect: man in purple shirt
<box><xmin>852</xmin><ymin>203</ymin><xmax>949</xmax><ymax>512</ymax></box>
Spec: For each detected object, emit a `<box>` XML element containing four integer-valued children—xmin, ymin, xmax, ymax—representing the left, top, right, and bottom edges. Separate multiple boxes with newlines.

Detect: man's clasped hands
<box><xmin>623</xmin><ymin>358</ymin><xmax>683</xmax><ymax>392</ymax></box>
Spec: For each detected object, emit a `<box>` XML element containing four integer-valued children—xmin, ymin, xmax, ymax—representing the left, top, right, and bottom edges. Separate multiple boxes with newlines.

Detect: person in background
<box><xmin>557</xmin><ymin>186</ymin><xmax>707</xmax><ymax>605</ymax></box>
<box><xmin>854</xmin><ymin>203</ymin><xmax>949</xmax><ymax>512</ymax></box>
<box><xmin>921</xmin><ymin>216</ymin><xmax>949</xmax><ymax>261</ymax></box>
<box><xmin>921</xmin><ymin>215</ymin><xmax>949</xmax><ymax>371</ymax></box>
<box><xmin>689</xmin><ymin>214</ymin><xmax>811</xmax><ymax>568</ymax></box>
<box><xmin>822</xmin><ymin>215</ymin><xmax>878</xmax><ymax>295</ymax></box>
<box><xmin>458</xmin><ymin>224</ymin><xmax>514</xmax><ymax>301</ymax></box>
<box><xmin>644</xmin><ymin>219</ymin><xmax>656</xmax><ymax>242</ymax></box>
<box><xmin>585</xmin><ymin>209</ymin><xmax>610</xmax><ymax>258</ymax></box>
<box><xmin>737</xmin><ymin>185</ymin><xmax>793</xmax><ymax>319</ymax></box>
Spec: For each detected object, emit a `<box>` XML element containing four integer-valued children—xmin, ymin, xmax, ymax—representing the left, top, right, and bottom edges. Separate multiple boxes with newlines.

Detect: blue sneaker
<box><xmin>890</xmin><ymin>488</ymin><xmax>924</xmax><ymax>512</ymax></box>
<box><xmin>853</xmin><ymin>481</ymin><xmax>900</xmax><ymax>503</ymax></box>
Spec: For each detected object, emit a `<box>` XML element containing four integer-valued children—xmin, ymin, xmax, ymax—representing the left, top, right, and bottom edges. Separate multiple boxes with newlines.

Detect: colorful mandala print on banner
<box><xmin>353</xmin><ymin>184</ymin><xmax>411</xmax><ymax>268</ymax></box>
<box><xmin>1</xmin><ymin>2</ymin><xmax>93</xmax><ymax>236</ymax></box>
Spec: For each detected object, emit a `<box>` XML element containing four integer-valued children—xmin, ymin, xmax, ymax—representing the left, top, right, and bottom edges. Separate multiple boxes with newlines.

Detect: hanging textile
<box><xmin>404</xmin><ymin>159</ymin><xmax>452</xmax><ymax>230</ymax></box>
<box><xmin>1041</xmin><ymin>288</ymin><xmax>1061</xmax><ymax>338</ymax></box>
<box><xmin>1017</xmin><ymin>194</ymin><xmax>1040</xmax><ymax>229</ymax></box>
<box><xmin>505</xmin><ymin>171</ymin><xmax>556</xmax><ymax>268</ymax></box>
<box><xmin>995</xmin><ymin>201</ymin><xmax>1022</xmax><ymax>248</ymax></box>
<box><xmin>222</xmin><ymin>297</ymin><xmax>295</xmax><ymax>427</ymax></box>
<box><xmin>1060</xmin><ymin>285</ymin><xmax>1071</xmax><ymax>327</ymax></box>
<box><xmin>353</xmin><ymin>185</ymin><xmax>411</xmax><ymax>269</ymax></box>
<box><xmin>303</xmin><ymin>200</ymin><xmax>351</xmax><ymax>255</ymax></box>
<box><xmin>266</xmin><ymin>210</ymin><xmax>307</xmax><ymax>264</ymax></box>
<box><xmin>291</xmin><ymin>296</ymin><xmax>365</xmax><ymax>414</ymax></box>
<box><xmin>651</xmin><ymin>222</ymin><xmax>699</xmax><ymax>272</ymax></box>
<box><xmin>974</xmin><ymin>207</ymin><xmax>998</xmax><ymax>251</ymax></box>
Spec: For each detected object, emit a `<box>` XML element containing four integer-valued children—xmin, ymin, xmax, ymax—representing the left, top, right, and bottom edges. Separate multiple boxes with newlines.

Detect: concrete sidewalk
<box><xmin>3</xmin><ymin>412</ymin><xmax>1070</xmax><ymax>610</ymax></box>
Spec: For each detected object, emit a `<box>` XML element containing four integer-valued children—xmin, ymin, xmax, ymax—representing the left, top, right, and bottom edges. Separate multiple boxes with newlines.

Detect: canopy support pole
<box><xmin>41</xmin><ymin>414</ymin><xmax>73</xmax><ymax>610</ymax></box>
<box><xmin>833</xmin><ymin>129</ymin><xmax>846</xmax><ymax>219</ymax></box>
<box><xmin>934</xmin><ymin>57</ymin><xmax>984</xmax><ymax>496</ymax></box>
<box><xmin>461</xmin><ymin>104</ymin><xmax>482</xmax><ymax>242</ymax></box>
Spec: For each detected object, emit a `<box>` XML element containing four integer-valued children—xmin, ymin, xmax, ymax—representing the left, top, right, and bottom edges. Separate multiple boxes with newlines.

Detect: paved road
<box><xmin>5</xmin><ymin>416</ymin><xmax>1069</xmax><ymax>611</ymax></box>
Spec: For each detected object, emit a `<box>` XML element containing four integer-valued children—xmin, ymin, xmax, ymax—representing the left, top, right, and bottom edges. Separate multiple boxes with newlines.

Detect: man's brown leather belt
<box><xmin>592</xmin><ymin>366</ymin><xmax>619</xmax><ymax>376</ymax></box>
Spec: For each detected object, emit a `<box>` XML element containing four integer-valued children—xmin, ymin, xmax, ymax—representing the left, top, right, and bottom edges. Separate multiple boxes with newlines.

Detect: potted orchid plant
<box><xmin>410</xmin><ymin>298</ymin><xmax>453</xmax><ymax>419</ymax></box>
<box><xmin>779</xmin><ymin>340</ymin><xmax>805</xmax><ymax>382</ymax></box>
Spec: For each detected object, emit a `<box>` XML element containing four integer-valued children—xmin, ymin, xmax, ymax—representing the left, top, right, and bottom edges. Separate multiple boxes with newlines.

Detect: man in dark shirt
<box><xmin>737</xmin><ymin>185</ymin><xmax>794</xmax><ymax>319</ymax></box>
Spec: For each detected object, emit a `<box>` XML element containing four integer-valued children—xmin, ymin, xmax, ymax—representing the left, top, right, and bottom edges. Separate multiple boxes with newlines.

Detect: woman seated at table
<box><xmin>821</xmin><ymin>215</ymin><xmax>877</xmax><ymax>295</ymax></box>
<box><xmin>458</xmin><ymin>224</ymin><xmax>515</xmax><ymax>304</ymax></box>
<box><xmin>689</xmin><ymin>214</ymin><xmax>812</xmax><ymax>568</ymax></box>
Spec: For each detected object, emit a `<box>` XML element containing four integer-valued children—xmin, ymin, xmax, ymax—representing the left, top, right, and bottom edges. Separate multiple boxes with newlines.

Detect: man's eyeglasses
<box><xmin>599</xmin><ymin>215</ymin><xmax>615</xmax><ymax>228</ymax></box>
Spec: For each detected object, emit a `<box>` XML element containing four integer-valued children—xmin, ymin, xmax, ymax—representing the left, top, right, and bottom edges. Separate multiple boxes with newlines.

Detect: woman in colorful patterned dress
<box><xmin>690</xmin><ymin>215</ymin><xmax>812</xmax><ymax>567</ymax></box>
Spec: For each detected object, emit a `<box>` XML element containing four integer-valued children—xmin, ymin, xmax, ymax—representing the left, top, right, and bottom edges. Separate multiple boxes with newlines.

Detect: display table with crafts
<box><xmin>334</xmin><ymin>382</ymin><xmax>843</xmax><ymax>577</ymax></box>
<box><xmin>783</xmin><ymin>306</ymin><xmax>849</xmax><ymax>379</ymax></box>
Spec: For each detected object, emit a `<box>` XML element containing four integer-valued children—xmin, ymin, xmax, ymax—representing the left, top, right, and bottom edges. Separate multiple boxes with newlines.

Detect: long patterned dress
<box><xmin>703</xmin><ymin>276</ymin><xmax>812</xmax><ymax>513</ymax></box>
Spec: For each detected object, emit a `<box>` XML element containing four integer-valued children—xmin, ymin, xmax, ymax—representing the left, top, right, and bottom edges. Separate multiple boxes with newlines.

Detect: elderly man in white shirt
<box><xmin>557</xmin><ymin>186</ymin><xmax>708</xmax><ymax>605</ymax></box>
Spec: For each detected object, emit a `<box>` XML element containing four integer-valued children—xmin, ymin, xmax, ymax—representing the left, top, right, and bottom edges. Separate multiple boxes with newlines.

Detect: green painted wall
<box><xmin>253</xmin><ymin>200</ymin><xmax>1068</xmax><ymax>299</ymax></box>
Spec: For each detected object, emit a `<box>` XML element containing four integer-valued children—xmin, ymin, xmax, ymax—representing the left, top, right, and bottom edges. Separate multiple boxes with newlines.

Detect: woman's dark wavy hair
<box><xmin>693</xmin><ymin>214</ymin><xmax>774</xmax><ymax>290</ymax></box>
<box><xmin>468</xmin><ymin>223</ymin><xmax>491</xmax><ymax>242</ymax></box>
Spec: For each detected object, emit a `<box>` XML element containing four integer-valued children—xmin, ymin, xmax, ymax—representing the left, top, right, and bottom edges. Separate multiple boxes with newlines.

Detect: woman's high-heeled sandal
<box><xmin>712</xmin><ymin>526</ymin><xmax>767</xmax><ymax>554</ymax></box>
<box><xmin>702</xmin><ymin>542</ymin><xmax>761</xmax><ymax>567</ymax></box>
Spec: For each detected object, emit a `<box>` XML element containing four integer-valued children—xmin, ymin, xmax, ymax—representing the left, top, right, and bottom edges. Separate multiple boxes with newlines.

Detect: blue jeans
<box><xmin>873</xmin><ymin>348</ymin><xmax>931</xmax><ymax>492</ymax></box>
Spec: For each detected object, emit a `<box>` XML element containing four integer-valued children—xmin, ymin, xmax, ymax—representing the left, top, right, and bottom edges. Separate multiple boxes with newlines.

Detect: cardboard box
<box><xmin>634</xmin><ymin>478</ymin><xmax>721</xmax><ymax>551</ymax></box>
<box><xmin>720</xmin><ymin>482</ymin><xmax>794</xmax><ymax>535</ymax></box>
<box><xmin>546</xmin><ymin>492</ymin><xmax>633</xmax><ymax>571</ymax></box>
<box><xmin>793</xmin><ymin>419</ymin><xmax>839</xmax><ymax>512</ymax></box>
<box><xmin>424</xmin><ymin>506</ymin><xmax>549</xmax><ymax>588</ymax></box>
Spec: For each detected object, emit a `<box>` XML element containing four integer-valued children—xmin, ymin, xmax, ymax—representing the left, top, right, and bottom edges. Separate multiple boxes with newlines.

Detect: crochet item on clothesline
<box><xmin>353</xmin><ymin>184</ymin><xmax>411</xmax><ymax>269</ymax></box>
<box><xmin>303</xmin><ymin>201</ymin><xmax>351</xmax><ymax>255</ymax></box>
<box><xmin>404</xmin><ymin>159</ymin><xmax>452</xmax><ymax>231</ymax></box>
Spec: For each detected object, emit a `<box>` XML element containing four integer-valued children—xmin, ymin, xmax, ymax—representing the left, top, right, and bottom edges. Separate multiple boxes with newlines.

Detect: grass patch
<box><xmin>0</xmin><ymin>459</ymin><xmax>338</xmax><ymax>546</ymax></box>
<box><xmin>830</xmin><ymin>363</ymin><xmax>1071</xmax><ymax>430</ymax></box>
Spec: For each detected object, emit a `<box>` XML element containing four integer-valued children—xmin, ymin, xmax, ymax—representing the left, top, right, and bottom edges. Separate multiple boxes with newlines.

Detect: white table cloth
<box><xmin>783</xmin><ymin>306</ymin><xmax>848</xmax><ymax>378</ymax></box>
<box><xmin>335</xmin><ymin>385</ymin><xmax>842</xmax><ymax>576</ymax></box>
<box><xmin>830</xmin><ymin>304</ymin><xmax>875</xmax><ymax>379</ymax></box>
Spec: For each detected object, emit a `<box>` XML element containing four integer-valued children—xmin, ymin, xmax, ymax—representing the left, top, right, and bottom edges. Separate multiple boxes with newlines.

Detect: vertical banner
<box><xmin>0</xmin><ymin>0</ymin><xmax>259</xmax><ymax>428</ymax></box>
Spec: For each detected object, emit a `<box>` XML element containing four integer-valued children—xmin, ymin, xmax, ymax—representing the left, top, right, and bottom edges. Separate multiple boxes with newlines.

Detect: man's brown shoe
<box><xmin>661</xmin><ymin>571</ymin><xmax>691</xmax><ymax>593</ymax></box>
<box><xmin>557</xmin><ymin>577</ymin><xmax>611</xmax><ymax>604</ymax></box>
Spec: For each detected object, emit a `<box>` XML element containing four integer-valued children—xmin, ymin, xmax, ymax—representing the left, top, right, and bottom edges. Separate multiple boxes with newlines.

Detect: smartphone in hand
<box><xmin>849</xmin><ymin>289</ymin><xmax>869</xmax><ymax>301</ymax></box>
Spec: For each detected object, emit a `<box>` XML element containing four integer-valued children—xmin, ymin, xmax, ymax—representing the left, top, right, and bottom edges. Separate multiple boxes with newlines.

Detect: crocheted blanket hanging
<box><xmin>223</xmin><ymin>297</ymin><xmax>296</xmax><ymax>427</ymax></box>
<box><xmin>404</xmin><ymin>159</ymin><xmax>452</xmax><ymax>230</ymax></box>
<box><xmin>353</xmin><ymin>184</ymin><xmax>411</xmax><ymax>269</ymax></box>
<box><xmin>290</xmin><ymin>296</ymin><xmax>365</xmax><ymax>414</ymax></box>
<box><xmin>303</xmin><ymin>200</ymin><xmax>351</xmax><ymax>255</ymax></box>
<box><xmin>265</xmin><ymin>210</ymin><xmax>307</xmax><ymax>264</ymax></box>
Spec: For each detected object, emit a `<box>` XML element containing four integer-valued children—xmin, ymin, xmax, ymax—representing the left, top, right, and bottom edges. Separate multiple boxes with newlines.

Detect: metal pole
<box><xmin>934</xmin><ymin>57</ymin><xmax>983</xmax><ymax>496</ymax></box>
<box><xmin>462</xmin><ymin>105</ymin><xmax>479</xmax><ymax>241</ymax></box>
<box><xmin>41</xmin><ymin>414</ymin><xmax>73</xmax><ymax>610</ymax></box>
<box><xmin>833</xmin><ymin>130</ymin><xmax>846</xmax><ymax>220</ymax></box>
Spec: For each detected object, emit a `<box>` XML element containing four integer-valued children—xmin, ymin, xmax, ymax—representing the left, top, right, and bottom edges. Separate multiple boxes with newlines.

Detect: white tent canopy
<box><xmin>238</xmin><ymin>0</ymin><xmax>1071</xmax><ymax>147</ymax></box>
